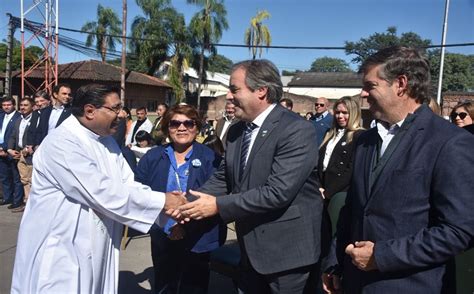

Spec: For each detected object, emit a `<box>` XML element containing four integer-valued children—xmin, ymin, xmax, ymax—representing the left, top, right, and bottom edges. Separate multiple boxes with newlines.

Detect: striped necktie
<box><xmin>239</xmin><ymin>122</ymin><xmax>257</xmax><ymax>178</ymax></box>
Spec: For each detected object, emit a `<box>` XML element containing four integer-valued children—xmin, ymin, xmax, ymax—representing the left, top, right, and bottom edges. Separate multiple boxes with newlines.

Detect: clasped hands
<box><xmin>322</xmin><ymin>241</ymin><xmax>377</xmax><ymax>293</ymax></box>
<box><xmin>164</xmin><ymin>190</ymin><xmax>218</xmax><ymax>223</ymax></box>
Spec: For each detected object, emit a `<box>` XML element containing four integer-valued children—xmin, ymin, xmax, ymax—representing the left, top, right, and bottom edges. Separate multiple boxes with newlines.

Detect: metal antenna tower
<box><xmin>20</xmin><ymin>0</ymin><xmax>59</xmax><ymax>97</ymax></box>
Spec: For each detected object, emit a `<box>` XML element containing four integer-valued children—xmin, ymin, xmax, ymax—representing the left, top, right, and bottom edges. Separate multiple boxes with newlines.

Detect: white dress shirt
<box><xmin>18</xmin><ymin>113</ymin><xmax>32</xmax><ymax>148</ymax></box>
<box><xmin>323</xmin><ymin>128</ymin><xmax>345</xmax><ymax>172</ymax></box>
<box><xmin>377</xmin><ymin>119</ymin><xmax>405</xmax><ymax>157</ymax></box>
<box><xmin>245</xmin><ymin>103</ymin><xmax>277</xmax><ymax>164</ymax></box>
<box><xmin>48</xmin><ymin>104</ymin><xmax>65</xmax><ymax>131</ymax></box>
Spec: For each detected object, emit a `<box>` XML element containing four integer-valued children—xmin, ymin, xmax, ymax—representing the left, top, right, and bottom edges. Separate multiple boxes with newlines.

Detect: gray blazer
<box><xmin>201</xmin><ymin>105</ymin><xmax>323</xmax><ymax>275</ymax></box>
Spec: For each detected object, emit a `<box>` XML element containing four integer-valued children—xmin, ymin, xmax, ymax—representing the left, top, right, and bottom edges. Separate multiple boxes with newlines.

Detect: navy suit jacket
<box><xmin>0</xmin><ymin>111</ymin><xmax>21</xmax><ymax>152</ymax></box>
<box><xmin>332</xmin><ymin>105</ymin><xmax>474</xmax><ymax>293</ymax></box>
<box><xmin>135</xmin><ymin>142</ymin><xmax>226</xmax><ymax>253</ymax></box>
<box><xmin>312</xmin><ymin>113</ymin><xmax>333</xmax><ymax>147</ymax></box>
<box><xmin>34</xmin><ymin>105</ymin><xmax>70</xmax><ymax>145</ymax></box>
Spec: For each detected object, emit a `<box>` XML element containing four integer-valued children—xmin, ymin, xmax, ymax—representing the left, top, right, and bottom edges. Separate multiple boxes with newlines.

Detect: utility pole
<box><xmin>436</xmin><ymin>0</ymin><xmax>450</xmax><ymax>106</ymax></box>
<box><xmin>121</xmin><ymin>0</ymin><xmax>127</xmax><ymax>105</ymax></box>
<box><xmin>5</xmin><ymin>13</ymin><xmax>15</xmax><ymax>97</ymax></box>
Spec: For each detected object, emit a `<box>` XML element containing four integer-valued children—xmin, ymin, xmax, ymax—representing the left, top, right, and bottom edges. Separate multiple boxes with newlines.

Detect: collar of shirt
<box><xmin>1</xmin><ymin>110</ymin><xmax>16</xmax><ymax>130</ymax></box>
<box><xmin>53</xmin><ymin>104</ymin><xmax>65</xmax><ymax>110</ymax></box>
<box><xmin>22</xmin><ymin>113</ymin><xmax>32</xmax><ymax>120</ymax></box>
<box><xmin>251</xmin><ymin>103</ymin><xmax>277</xmax><ymax>128</ymax></box>
<box><xmin>71</xmin><ymin>116</ymin><xmax>101</xmax><ymax>141</ymax></box>
<box><xmin>315</xmin><ymin>110</ymin><xmax>329</xmax><ymax>121</ymax></box>
<box><xmin>165</xmin><ymin>144</ymin><xmax>193</xmax><ymax>169</ymax></box>
<box><xmin>376</xmin><ymin>119</ymin><xmax>405</xmax><ymax>138</ymax></box>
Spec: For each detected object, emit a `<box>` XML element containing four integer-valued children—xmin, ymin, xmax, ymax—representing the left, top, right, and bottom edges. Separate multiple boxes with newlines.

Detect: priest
<box><xmin>11</xmin><ymin>84</ymin><xmax>186</xmax><ymax>293</ymax></box>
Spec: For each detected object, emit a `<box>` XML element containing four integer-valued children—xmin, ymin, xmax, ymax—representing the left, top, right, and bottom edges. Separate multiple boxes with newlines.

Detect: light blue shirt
<box><xmin>163</xmin><ymin>145</ymin><xmax>193</xmax><ymax>234</ymax></box>
<box><xmin>0</xmin><ymin>111</ymin><xmax>16</xmax><ymax>144</ymax></box>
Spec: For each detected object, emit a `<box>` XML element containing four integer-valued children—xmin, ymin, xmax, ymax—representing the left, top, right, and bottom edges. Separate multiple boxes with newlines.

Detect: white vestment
<box><xmin>12</xmin><ymin>116</ymin><xmax>168</xmax><ymax>294</ymax></box>
<box><xmin>125</xmin><ymin>118</ymin><xmax>153</xmax><ymax>146</ymax></box>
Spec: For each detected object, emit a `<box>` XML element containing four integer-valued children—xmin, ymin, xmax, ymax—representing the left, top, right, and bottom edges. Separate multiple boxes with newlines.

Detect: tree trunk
<box><xmin>196</xmin><ymin>46</ymin><xmax>205</xmax><ymax>110</ymax></box>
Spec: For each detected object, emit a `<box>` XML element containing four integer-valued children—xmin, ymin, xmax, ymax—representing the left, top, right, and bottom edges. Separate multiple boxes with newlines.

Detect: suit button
<box><xmin>340</xmin><ymin>162</ymin><xmax>344</xmax><ymax>165</ymax></box>
<box><xmin>261</xmin><ymin>230</ymin><xmax>265</xmax><ymax>234</ymax></box>
<box><xmin>337</xmin><ymin>173</ymin><xmax>341</xmax><ymax>176</ymax></box>
<box><xmin>343</xmin><ymin>150</ymin><xmax>347</xmax><ymax>154</ymax></box>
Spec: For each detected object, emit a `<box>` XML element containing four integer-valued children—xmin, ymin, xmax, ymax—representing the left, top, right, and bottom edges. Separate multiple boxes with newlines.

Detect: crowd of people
<box><xmin>1</xmin><ymin>46</ymin><xmax>473</xmax><ymax>294</ymax></box>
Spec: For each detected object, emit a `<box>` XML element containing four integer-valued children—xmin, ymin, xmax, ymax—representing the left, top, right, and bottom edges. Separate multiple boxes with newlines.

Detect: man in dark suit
<box><xmin>177</xmin><ymin>59</ymin><xmax>323</xmax><ymax>293</ymax></box>
<box><xmin>215</xmin><ymin>101</ymin><xmax>238</xmax><ymax>148</ymax></box>
<box><xmin>25</xmin><ymin>91</ymin><xmax>51</xmax><ymax>154</ymax></box>
<box><xmin>322</xmin><ymin>46</ymin><xmax>474</xmax><ymax>293</ymax></box>
<box><xmin>151</xmin><ymin>103</ymin><xmax>168</xmax><ymax>145</ymax></box>
<box><xmin>33</xmin><ymin>83</ymin><xmax>72</xmax><ymax>146</ymax></box>
<box><xmin>0</xmin><ymin>97</ymin><xmax>24</xmax><ymax>208</ymax></box>
<box><xmin>312</xmin><ymin>97</ymin><xmax>333</xmax><ymax>147</ymax></box>
<box><xmin>7</xmin><ymin>98</ymin><xmax>35</xmax><ymax>212</ymax></box>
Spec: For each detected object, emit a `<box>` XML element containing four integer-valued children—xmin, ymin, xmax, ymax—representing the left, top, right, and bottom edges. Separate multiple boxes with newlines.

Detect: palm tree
<box><xmin>130</xmin><ymin>0</ymin><xmax>178</xmax><ymax>75</ymax></box>
<box><xmin>166</xmin><ymin>12</ymin><xmax>193</xmax><ymax>103</ymax></box>
<box><xmin>244</xmin><ymin>10</ymin><xmax>271</xmax><ymax>60</ymax></box>
<box><xmin>187</xmin><ymin>0</ymin><xmax>229</xmax><ymax>109</ymax></box>
<box><xmin>82</xmin><ymin>4</ymin><xmax>122</xmax><ymax>62</ymax></box>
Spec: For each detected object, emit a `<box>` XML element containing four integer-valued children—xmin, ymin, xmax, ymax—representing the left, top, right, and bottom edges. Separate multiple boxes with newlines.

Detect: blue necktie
<box><xmin>240</xmin><ymin>122</ymin><xmax>257</xmax><ymax>178</ymax></box>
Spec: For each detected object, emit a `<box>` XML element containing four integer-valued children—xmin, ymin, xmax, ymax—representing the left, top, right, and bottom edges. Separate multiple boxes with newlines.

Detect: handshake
<box><xmin>164</xmin><ymin>189</ymin><xmax>219</xmax><ymax>222</ymax></box>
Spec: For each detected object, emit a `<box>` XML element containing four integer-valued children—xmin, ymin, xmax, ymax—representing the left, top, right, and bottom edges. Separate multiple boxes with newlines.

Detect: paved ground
<box><xmin>2</xmin><ymin>202</ymin><xmax>473</xmax><ymax>294</ymax></box>
<box><xmin>0</xmin><ymin>204</ymin><xmax>237</xmax><ymax>294</ymax></box>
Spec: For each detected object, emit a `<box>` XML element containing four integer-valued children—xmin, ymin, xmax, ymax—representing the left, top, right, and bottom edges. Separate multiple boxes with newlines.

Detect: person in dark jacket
<box><xmin>318</xmin><ymin>96</ymin><xmax>364</xmax><ymax>239</ymax></box>
<box><xmin>135</xmin><ymin>104</ymin><xmax>225</xmax><ymax>294</ymax></box>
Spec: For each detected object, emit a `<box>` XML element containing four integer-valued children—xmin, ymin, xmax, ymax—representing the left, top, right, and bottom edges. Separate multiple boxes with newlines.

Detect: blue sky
<box><xmin>1</xmin><ymin>0</ymin><xmax>473</xmax><ymax>72</ymax></box>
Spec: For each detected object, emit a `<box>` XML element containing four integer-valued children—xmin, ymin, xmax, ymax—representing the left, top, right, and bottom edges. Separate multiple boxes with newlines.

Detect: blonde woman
<box><xmin>318</xmin><ymin>96</ymin><xmax>365</xmax><ymax>245</ymax></box>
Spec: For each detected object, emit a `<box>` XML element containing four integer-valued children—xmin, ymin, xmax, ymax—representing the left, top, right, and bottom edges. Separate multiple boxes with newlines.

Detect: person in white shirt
<box><xmin>7</xmin><ymin>98</ymin><xmax>35</xmax><ymax>212</ymax></box>
<box><xmin>125</xmin><ymin>106</ymin><xmax>154</xmax><ymax>146</ymax></box>
<box><xmin>11</xmin><ymin>84</ymin><xmax>186</xmax><ymax>294</ymax></box>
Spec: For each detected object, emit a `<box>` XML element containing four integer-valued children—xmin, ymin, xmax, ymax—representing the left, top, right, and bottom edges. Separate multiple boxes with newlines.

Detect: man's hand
<box><xmin>7</xmin><ymin>149</ymin><xmax>20</xmax><ymax>160</ymax></box>
<box><xmin>168</xmin><ymin>224</ymin><xmax>185</xmax><ymax>240</ymax></box>
<box><xmin>345</xmin><ymin>241</ymin><xmax>377</xmax><ymax>271</ymax></box>
<box><xmin>177</xmin><ymin>190</ymin><xmax>218</xmax><ymax>220</ymax></box>
<box><xmin>0</xmin><ymin>149</ymin><xmax>7</xmax><ymax>157</ymax></box>
<box><xmin>322</xmin><ymin>273</ymin><xmax>342</xmax><ymax>294</ymax></box>
<box><xmin>164</xmin><ymin>191</ymin><xmax>187</xmax><ymax>212</ymax></box>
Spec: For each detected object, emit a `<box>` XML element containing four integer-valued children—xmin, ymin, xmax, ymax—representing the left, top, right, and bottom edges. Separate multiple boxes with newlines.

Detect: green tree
<box><xmin>81</xmin><ymin>4</ymin><xmax>122</xmax><ymax>62</ymax></box>
<box><xmin>244</xmin><ymin>10</ymin><xmax>271</xmax><ymax>59</ymax></box>
<box><xmin>0</xmin><ymin>38</ymin><xmax>43</xmax><ymax>72</ymax></box>
<box><xmin>130</xmin><ymin>0</ymin><xmax>179</xmax><ymax>75</ymax></box>
<box><xmin>166</xmin><ymin>12</ymin><xmax>193</xmax><ymax>103</ymax></box>
<box><xmin>207</xmin><ymin>54</ymin><xmax>233</xmax><ymax>74</ymax></box>
<box><xmin>345</xmin><ymin>27</ymin><xmax>431</xmax><ymax>66</ymax></box>
<box><xmin>310</xmin><ymin>57</ymin><xmax>352</xmax><ymax>72</ymax></box>
<box><xmin>428</xmin><ymin>50</ymin><xmax>474</xmax><ymax>92</ymax></box>
<box><xmin>187</xmin><ymin>0</ymin><xmax>229</xmax><ymax>108</ymax></box>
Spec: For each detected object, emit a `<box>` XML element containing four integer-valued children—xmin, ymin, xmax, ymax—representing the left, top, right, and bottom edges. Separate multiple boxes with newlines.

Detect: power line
<box><xmin>11</xmin><ymin>15</ymin><xmax>474</xmax><ymax>51</ymax></box>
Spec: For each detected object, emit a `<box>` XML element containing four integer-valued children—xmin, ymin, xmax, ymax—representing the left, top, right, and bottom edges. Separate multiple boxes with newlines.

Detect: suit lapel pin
<box><xmin>261</xmin><ymin>130</ymin><xmax>268</xmax><ymax>137</ymax></box>
<box><xmin>341</xmin><ymin>142</ymin><xmax>347</xmax><ymax>146</ymax></box>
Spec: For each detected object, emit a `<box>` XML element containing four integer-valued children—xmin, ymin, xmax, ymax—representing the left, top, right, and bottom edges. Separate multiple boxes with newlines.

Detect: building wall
<box><xmin>9</xmin><ymin>78</ymin><xmax>170</xmax><ymax>114</ymax></box>
<box><xmin>441</xmin><ymin>92</ymin><xmax>474</xmax><ymax>118</ymax></box>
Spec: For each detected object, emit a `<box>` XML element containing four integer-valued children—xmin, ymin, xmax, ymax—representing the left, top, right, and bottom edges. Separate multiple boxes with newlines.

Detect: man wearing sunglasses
<box><xmin>312</xmin><ymin>97</ymin><xmax>333</xmax><ymax>147</ymax></box>
<box><xmin>322</xmin><ymin>46</ymin><xmax>474</xmax><ymax>294</ymax></box>
<box><xmin>176</xmin><ymin>59</ymin><xmax>323</xmax><ymax>293</ymax></box>
<box><xmin>12</xmin><ymin>84</ymin><xmax>186</xmax><ymax>294</ymax></box>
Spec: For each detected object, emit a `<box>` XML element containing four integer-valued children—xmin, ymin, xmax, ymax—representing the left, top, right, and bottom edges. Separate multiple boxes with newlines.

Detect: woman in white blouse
<box><xmin>317</xmin><ymin>96</ymin><xmax>364</xmax><ymax>253</ymax></box>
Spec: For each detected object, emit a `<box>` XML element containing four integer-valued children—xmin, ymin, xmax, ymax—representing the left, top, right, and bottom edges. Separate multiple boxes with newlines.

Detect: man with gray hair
<box><xmin>176</xmin><ymin>59</ymin><xmax>324</xmax><ymax>293</ymax></box>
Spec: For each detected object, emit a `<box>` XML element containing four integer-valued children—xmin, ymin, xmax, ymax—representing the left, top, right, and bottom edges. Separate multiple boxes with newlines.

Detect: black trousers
<box><xmin>150</xmin><ymin>228</ymin><xmax>210</xmax><ymax>294</ymax></box>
